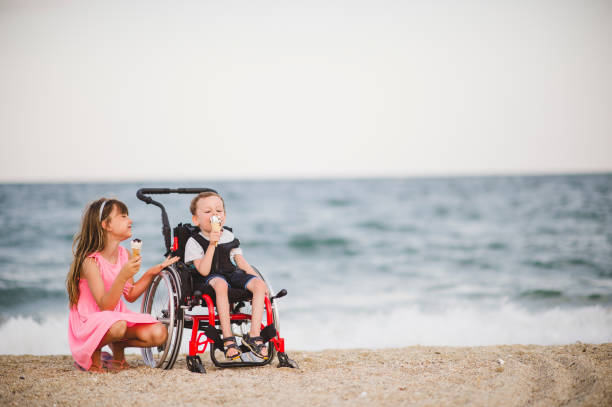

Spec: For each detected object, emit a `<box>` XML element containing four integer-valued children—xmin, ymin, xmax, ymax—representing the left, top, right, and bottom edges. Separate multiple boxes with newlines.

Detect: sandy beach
<box><xmin>1</xmin><ymin>343</ymin><xmax>610</xmax><ymax>406</ymax></box>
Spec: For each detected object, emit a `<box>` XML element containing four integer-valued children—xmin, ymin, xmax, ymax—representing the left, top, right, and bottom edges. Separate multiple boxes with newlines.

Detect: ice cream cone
<box><xmin>131</xmin><ymin>239</ymin><xmax>142</xmax><ymax>257</ymax></box>
<box><xmin>210</xmin><ymin>216</ymin><xmax>221</xmax><ymax>247</ymax></box>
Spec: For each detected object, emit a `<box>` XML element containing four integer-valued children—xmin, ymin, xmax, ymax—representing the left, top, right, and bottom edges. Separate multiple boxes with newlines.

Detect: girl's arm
<box><xmin>123</xmin><ymin>256</ymin><xmax>180</xmax><ymax>303</ymax></box>
<box><xmin>83</xmin><ymin>256</ymin><xmax>140</xmax><ymax>311</ymax></box>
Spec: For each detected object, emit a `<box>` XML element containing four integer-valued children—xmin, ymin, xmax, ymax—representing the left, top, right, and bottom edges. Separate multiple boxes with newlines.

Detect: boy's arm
<box><xmin>183</xmin><ymin>237</ymin><xmax>214</xmax><ymax>277</ymax></box>
<box><xmin>234</xmin><ymin>253</ymin><xmax>256</xmax><ymax>276</ymax></box>
<box><xmin>235</xmin><ymin>254</ymin><xmax>269</xmax><ymax>296</ymax></box>
<box><xmin>193</xmin><ymin>242</ymin><xmax>216</xmax><ymax>277</ymax></box>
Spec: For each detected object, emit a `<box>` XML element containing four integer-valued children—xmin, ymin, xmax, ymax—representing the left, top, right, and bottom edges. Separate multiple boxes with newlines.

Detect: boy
<box><xmin>184</xmin><ymin>192</ymin><xmax>269</xmax><ymax>360</ymax></box>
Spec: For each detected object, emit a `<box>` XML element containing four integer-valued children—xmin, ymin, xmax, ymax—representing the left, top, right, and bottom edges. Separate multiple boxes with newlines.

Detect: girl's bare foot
<box><xmin>104</xmin><ymin>343</ymin><xmax>129</xmax><ymax>371</ymax></box>
<box><xmin>85</xmin><ymin>350</ymin><xmax>106</xmax><ymax>373</ymax></box>
<box><xmin>103</xmin><ymin>359</ymin><xmax>131</xmax><ymax>371</ymax></box>
<box><xmin>109</xmin><ymin>342</ymin><xmax>126</xmax><ymax>361</ymax></box>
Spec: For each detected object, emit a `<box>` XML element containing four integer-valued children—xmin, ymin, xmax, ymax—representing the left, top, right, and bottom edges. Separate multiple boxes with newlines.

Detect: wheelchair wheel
<box><xmin>252</xmin><ymin>266</ymin><xmax>281</xmax><ymax>335</ymax></box>
<box><xmin>140</xmin><ymin>269</ymin><xmax>184</xmax><ymax>369</ymax></box>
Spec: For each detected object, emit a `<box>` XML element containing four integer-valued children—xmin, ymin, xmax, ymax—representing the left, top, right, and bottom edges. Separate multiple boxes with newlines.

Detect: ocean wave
<box><xmin>1</xmin><ymin>304</ymin><xmax>610</xmax><ymax>355</ymax></box>
<box><xmin>0</xmin><ymin>315</ymin><xmax>69</xmax><ymax>355</ymax></box>
<box><xmin>0</xmin><ymin>287</ymin><xmax>67</xmax><ymax>308</ymax></box>
<box><xmin>525</xmin><ymin>258</ymin><xmax>606</xmax><ymax>274</ymax></box>
<box><xmin>288</xmin><ymin>234</ymin><xmax>351</xmax><ymax>251</ymax></box>
<box><xmin>519</xmin><ymin>289</ymin><xmax>563</xmax><ymax>299</ymax></box>
<box><xmin>556</xmin><ymin>209</ymin><xmax>605</xmax><ymax>222</ymax></box>
<box><xmin>326</xmin><ymin>198</ymin><xmax>352</xmax><ymax>207</ymax></box>
<box><xmin>282</xmin><ymin>303</ymin><xmax>612</xmax><ymax>350</ymax></box>
<box><xmin>356</xmin><ymin>221</ymin><xmax>389</xmax><ymax>231</ymax></box>
<box><xmin>486</xmin><ymin>242</ymin><xmax>507</xmax><ymax>250</ymax></box>
<box><xmin>516</xmin><ymin>290</ymin><xmax>612</xmax><ymax>305</ymax></box>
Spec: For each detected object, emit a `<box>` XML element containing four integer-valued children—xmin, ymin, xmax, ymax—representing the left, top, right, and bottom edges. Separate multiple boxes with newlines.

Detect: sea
<box><xmin>1</xmin><ymin>174</ymin><xmax>611</xmax><ymax>355</ymax></box>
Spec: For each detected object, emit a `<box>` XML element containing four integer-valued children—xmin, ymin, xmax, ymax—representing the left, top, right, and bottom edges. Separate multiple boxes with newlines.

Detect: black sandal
<box><xmin>242</xmin><ymin>333</ymin><xmax>269</xmax><ymax>359</ymax></box>
<box><xmin>223</xmin><ymin>336</ymin><xmax>241</xmax><ymax>361</ymax></box>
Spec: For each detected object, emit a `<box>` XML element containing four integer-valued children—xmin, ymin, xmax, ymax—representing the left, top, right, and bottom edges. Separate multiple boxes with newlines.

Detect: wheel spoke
<box><xmin>140</xmin><ymin>270</ymin><xmax>182</xmax><ymax>369</ymax></box>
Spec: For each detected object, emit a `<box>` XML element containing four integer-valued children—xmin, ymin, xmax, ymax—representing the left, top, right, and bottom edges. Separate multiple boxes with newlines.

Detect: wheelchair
<box><xmin>136</xmin><ymin>188</ymin><xmax>298</xmax><ymax>373</ymax></box>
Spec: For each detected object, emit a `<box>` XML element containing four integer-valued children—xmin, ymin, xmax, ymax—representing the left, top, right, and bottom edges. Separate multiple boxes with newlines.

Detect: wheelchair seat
<box><xmin>192</xmin><ymin>279</ymin><xmax>253</xmax><ymax>304</ymax></box>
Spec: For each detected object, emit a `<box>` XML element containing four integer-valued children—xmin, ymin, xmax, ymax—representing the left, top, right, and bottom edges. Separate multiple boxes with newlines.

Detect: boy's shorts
<box><xmin>205</xmin><ymin>269</ymin><xmax>256</xmax><ymax>290</ymax></box>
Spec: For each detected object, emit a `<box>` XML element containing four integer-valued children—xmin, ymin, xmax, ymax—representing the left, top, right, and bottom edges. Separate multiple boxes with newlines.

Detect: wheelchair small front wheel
<box><xmin>140</xmin><ymin>270</ymin><xmax>183</xmax><ymax>369</ymax></box>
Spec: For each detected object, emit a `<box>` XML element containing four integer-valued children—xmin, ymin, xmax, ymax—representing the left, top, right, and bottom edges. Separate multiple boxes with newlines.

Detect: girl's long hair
<box><xmin>66</xmin><ymin>198</ymin><xmax>128</xmax><ymax>306</ymax></box>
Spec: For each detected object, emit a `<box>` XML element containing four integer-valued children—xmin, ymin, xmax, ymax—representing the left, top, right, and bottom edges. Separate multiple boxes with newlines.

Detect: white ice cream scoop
<box><xmin>131</xmin><ymin>239</ymin><xmax>142</xmax><ymax>257</ymax></box>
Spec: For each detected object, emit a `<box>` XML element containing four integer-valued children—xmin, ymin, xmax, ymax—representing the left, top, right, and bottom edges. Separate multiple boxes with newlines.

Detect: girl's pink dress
<box><xmin>68</xmin><ymin>246</ymin><xmax>159</xmax><ymax>370</ymax></box>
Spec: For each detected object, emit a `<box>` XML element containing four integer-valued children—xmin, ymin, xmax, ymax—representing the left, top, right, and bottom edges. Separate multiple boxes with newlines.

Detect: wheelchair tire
<box><xmin>252</xmin><ymin>266</ymin><xmax>281</xmax><ymax>336</ymax></box>
<box><xmin>140</xmin><ymin>269</ymin><xmax>184</xmax><ymax>369</ymax></box>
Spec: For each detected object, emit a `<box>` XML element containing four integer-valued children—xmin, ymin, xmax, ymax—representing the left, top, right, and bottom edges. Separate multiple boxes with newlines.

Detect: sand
<box><xmin>1</xmin><ymin>343</ymin><xmax>611</xmax><ymax>406</ymax></box>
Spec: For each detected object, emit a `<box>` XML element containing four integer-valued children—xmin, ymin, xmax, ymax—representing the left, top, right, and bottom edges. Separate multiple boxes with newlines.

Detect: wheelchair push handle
<box><xmin>137</xmin><ymin>187</ymin><xmax>218</xmax><ymax>203</ymax></box>
<box><xmin>270</xmin><ymin>289</ymin><xmax>287</xmax><ymax>302</ymax></box>
<box><xmin>136</xmin><ymin>187</ymin><xmax>218</xmax><ymax>255</ymax></box>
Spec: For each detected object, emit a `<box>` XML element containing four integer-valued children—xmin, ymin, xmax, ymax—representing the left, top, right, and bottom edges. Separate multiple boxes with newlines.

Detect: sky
<box><xmin>1</xmin><ymin>0</ymin><xmax>611</xmax><ymax>182</ymax></box>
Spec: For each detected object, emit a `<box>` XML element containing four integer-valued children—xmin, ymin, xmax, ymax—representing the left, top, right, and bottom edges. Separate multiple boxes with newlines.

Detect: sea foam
<box><xmin>1</xmin><ymin>304</ymin><xmax>610</xmax><ymax>355</ymax></box>
<box><xmin>282</xmin><ymin>303</ymin><xmax>612</xmax><ymax>351</ymax></box>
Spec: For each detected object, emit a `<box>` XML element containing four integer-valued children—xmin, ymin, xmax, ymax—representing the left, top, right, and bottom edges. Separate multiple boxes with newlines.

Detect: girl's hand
<box><xmin>162</xmin><ymin>255</ymin><xmax>180</xmax><ymax>268</ymax></box>
<box><xmin>121</xmin><ymin>255</ymin><xmax>141</xmax><ymax>279</ymax></box>
<box><xmin>160</xmin><ymin>256</ymin><xmax>180</xmax><ymax>270</ymax></box>
<box><xmin>151</xmin><ymin>256</ymin><xmax>180</xmax><ymax>276</ymax></box>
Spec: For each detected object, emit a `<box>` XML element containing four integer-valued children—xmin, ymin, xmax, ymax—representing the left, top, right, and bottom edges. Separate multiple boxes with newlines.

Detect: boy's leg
<box><xmin>208</xmin><ymin>277</ymin><xmax>240</xmax><ymax>358</ymax></box>
<box><xmin>245</xmin><ymin>277</ymin><xmax>268</xmax><ymax>357</ymax></box>
<box><xmin>209</xmin><ymin>278</ymin><xmax>232</xmax><ymax>338</ymax></box>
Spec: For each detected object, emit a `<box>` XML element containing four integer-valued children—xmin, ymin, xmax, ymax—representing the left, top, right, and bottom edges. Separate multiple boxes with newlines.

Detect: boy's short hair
<box><xmin>190</xmin><ymin>192</ymin><xmax>225</xmax><ymax>215</ymax></box>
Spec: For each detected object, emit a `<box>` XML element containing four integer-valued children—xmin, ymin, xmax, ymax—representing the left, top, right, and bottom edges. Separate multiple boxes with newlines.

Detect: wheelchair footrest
<box><xmin>204</xmin><ymin>325</ymin><xmax>224</xmax><ymax>350</ymax></box>
<box><xmin>186</xmin><ymin>355</ymin><xmax>206</xmax><ymax>373</ymax></box>
<box><xmin>260</xmin><ymin>323</ymin><xmax>276</xmax><ymax>343</ymax></box>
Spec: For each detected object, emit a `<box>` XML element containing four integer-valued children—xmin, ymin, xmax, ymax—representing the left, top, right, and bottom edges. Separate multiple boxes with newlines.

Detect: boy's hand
<box><xmin>121</xmin><ymin>255</ymin><xmax>141</xmax><ymax>279</ymax></box>
<box><xmin>209</xmin><ymin>228</ymin><xmax>222</xmax><ymax>246</ymax></box>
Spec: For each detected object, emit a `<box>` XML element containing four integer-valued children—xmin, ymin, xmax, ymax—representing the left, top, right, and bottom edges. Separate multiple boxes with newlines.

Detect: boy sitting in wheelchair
<box><xmin>184</xmin><ymin>192</ymin><xmax>269</xmax><ymax>360</ymax></box>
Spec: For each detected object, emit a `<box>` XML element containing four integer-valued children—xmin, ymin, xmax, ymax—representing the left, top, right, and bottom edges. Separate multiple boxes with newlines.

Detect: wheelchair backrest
<box><xmin>171</xmin><ymin>223</ymin><xmax>200</xmax><ymax>262</ymax></box>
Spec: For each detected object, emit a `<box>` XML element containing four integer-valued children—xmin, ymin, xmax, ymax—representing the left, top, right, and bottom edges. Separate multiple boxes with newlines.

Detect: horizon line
<box><xmin>1</xmin><ymin>169</ymin><xmax>611</xmax><ymax>185</ymax></box>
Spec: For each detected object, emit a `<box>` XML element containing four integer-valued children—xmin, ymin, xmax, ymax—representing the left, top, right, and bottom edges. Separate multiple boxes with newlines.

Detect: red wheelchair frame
<box><xmin>185</xmin><ymin>295</ymin><xmax>288</xmax><ymax>372</ymax></box>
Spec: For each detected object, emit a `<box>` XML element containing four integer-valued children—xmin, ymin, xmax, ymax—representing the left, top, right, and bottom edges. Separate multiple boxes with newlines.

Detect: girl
<box><xmin>67</xmin><ymin>198</ymin><xmax>179</xmax><ymax>372</ymax></box>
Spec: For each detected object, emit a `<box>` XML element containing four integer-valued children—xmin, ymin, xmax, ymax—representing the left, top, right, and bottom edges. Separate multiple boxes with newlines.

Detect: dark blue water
<box><xmin>1</xmin><ymin>174</ymin><xmax>611</xmax><ymax>354</ymax></box>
